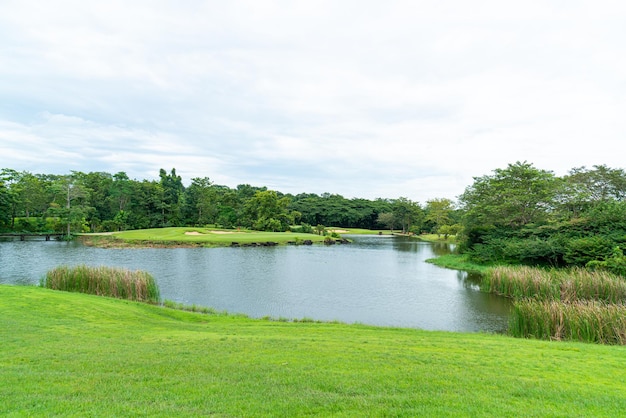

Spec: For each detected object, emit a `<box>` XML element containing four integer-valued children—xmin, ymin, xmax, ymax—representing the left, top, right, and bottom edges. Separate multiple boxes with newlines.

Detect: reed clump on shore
<box><xmin>509</xmin><ymin>299</ymin><xmax>626</xmax><ymax>345</ymax></box>
<box><xmin>483</xmin><ymin>265</ymin><xmax>626</xmax><ymax>344</ymax></box>
<box><xmin>42</xmin><ymin>265</ymin><xmax>160</xmax><ymax>304</ymax></box>
<box><xmin>483</xmin><ymin>266</ymin><xmax>626</xmax><ymax>303</ymax></box>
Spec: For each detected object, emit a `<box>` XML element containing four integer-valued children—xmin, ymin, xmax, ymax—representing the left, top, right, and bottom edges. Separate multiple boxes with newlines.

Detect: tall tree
<box><xmin>48</xmin><ymin>174</ymin><xmax>91</xmax><ymax>236</ymax></box>
<box><xmin>459</xmin><ymin>161</ymin><xmax>557</xmax><ymax>230</ymax></box>
<box><xmin>159</xmin><ymin>168</ymin><xmax>184</xmax><ymax>226</ymax></box>
<box><xmin>391</xmin><ymin>197</ymin><xmax>423</xmax><ymax>234</ymax></box>
<box><xmin>111</xmin><ymin>172</ymin><xmax>133</xmax><ymax>212</ymax></box>
<box><xmin>0</xmin><ymin>179</ymin><xmax>11</xmax><ymax>229</ymax></box>
<box><xmin>425</xmin><ymin>198</ymin><xmax>454</xmax><ymax>234</ymax></box>
<box><xmin>184</xmin><ymin>177</ymin><xmax>216</xmax><ymax>225</ymax></box>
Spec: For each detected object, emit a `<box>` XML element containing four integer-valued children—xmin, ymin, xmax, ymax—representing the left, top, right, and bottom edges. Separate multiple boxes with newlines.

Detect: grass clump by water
<box><xmin>482</xmin><ymin>266</ymin><xmax>560</xmax><ymax>300</ymax></box>
<box><xmin>510</xmin><ymin>300</ymin><xmax>626</xmax><ymax>345</ymax></box>
<box><xmin>482</xmin><ymin>266</ymin><xmax>626</xmax><ymax>303</ymax></box>
<box><xmin>483</xmin><ymin>266</ymin><xmax>626</xmax><ymax>344</ymax></box>
<box><xmin>42</xmin><ymin>265</ymin><xmax>160</xmax><ymax>304</ymax></box>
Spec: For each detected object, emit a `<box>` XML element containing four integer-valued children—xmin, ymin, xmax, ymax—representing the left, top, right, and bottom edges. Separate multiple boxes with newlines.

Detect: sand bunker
<box><xmin>185</xmin><ymin>230</ymin><xmax>236</xmax><ymax>235</ymax></box>
<box><xmin>328</xmin><ymin>229</ymin><xmax>349</xmax><ymax>233</ymax></box>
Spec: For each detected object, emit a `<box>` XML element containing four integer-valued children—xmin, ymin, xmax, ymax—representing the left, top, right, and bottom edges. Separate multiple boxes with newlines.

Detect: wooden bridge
<box><xmin>0</xmin><ymin>233</ymin><xmax>67</xmax><ymax>241</ymax></box>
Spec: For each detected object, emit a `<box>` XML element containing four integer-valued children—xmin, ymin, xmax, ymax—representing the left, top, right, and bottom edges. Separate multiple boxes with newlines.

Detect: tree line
<box><xmin>0</xmin><ymin>168</ymin><xmax>458</xmax><ymax>236</ymax></box>
<box><xmin>3</xmin><ymin>162</ymin><xmax>625</xmax><ymax>274</ymax></box>
<box><xmin>458</xmin><ymin>162</ymin><xmax>626</xmax><ymax>275</ymax></box>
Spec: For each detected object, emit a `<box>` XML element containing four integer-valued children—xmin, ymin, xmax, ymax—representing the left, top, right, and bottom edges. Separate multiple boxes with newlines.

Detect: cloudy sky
<box><xmin>1</xmin><ymin>1</ymin><xmax>625</xmax><ymax>202</ymax></box>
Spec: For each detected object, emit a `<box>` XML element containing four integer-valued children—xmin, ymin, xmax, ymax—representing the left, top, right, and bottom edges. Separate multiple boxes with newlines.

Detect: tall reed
<box><xmin>481</xmin><ymin>266</ymin><xmax>560</xmax><ymax>300</ymax></box>
<box><xmin>42</xmin><ymin>265</ymin><xmax>160</xmax><ymax>303</ymax></box>
<box><xmin>509</xmin><ymin>300</ymin><xmax>626</xmax><ymax>344</ymax></box>
<box><xmin>556</xmin><ymin>268</ymin><xmax>626</xmax><ymax>304</ymax></box>
<box><xmin>482</xmin><ymin>266</ymin><xmax>626</xmax><ymax>303</ymax></box>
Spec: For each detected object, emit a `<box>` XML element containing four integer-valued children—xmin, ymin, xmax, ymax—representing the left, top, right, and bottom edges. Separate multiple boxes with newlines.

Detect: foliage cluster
<box><xmin>42</xmin><ymin>265</ymin><xmax>160</xmax><ymax>303</ymax></box>
<box><xmin>459</xmin><ymin>162</ymin><xmax>626</xmax><ymax>270</ymax></box>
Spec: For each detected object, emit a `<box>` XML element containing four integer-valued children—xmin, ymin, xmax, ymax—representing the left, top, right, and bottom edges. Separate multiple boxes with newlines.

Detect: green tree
<box><xmin>159</xmin><ymin>168</ymin><xmax>184</xmax><ymax>226</ymax></box>
<box><xmin>111</xmin><ymin>172</ymin><xmax>133</xmax><ymax>212</ymax></box>
<box><xmin>459</xmin><ymin>161</ymin><xmax>558</xmax><ymax>249</ymax></box>
<box><xmin>391</xmin><ymin>197</ymin><xmax>423</xmax><ymax>234</ymax></box>
<box><xmin>244</xmin><ymin>190</ymin><xmax>291</xmax><ymax>231</ymax></box>
<box><xmin>48</xmin><ymin>174</ymin><xmax>92</xmax><ymax>236</ymax></box>
<box><xmin>425</xmin><ymin>198</ymin><xmax>454</xmax><ymax>235</ymax></box>
<box><xmin>0</xmin><ymin>179</ymin><xmax>11</xmax><ymax>229</ymax></box>
<box><xmin>377</xmin><ymin>212</ymin><xmax>395</xmax><ymax>232</ymax></box>
<box><xmin>185</xmin><ymin>177</ymin><xmax>216</xmax><ymax>225</ymax></box>
<box><xmin>557</xmin><ymin>165</ymin><xmax>626</xmax><ymax>219</ymax></box>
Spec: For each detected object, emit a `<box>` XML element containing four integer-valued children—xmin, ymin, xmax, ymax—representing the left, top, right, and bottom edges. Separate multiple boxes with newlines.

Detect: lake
<box><xmin>0</xmin><ymin>234</ymin><xmax>511</xmax><ymax>332</ymax></box>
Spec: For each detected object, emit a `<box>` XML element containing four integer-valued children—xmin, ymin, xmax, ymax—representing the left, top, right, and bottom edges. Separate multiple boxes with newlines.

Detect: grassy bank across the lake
<box><xmin>2</xmin><ymin>285</ymin><xmax>626</xmax><ymax>416</ymax></box>
<box><xmin>81</xmin><ymin>227</ymin><xmax>328</xmax><ymax>247</ymax></box>
<box><xmin>425</xmin><ymin>253</ymin><xmax>495</xmax><ymax>274</ymax></box>
<box><xmin>414</xmin><ymin>233</ymin><xmax>458</xmax><ymax>243</ymax></box>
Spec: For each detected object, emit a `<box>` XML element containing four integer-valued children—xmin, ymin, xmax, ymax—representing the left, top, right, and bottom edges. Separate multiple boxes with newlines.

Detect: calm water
<box><xmin>0</xmin><ymin>235</ymin><xmax>510</xmax><ymax>332</ymax></box>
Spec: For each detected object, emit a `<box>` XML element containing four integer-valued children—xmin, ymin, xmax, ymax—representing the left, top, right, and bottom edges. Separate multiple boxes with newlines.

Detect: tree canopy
<box><xmin>457</xmin><ymin>162</ymin><xmax>626</xmax><ymax>271</ymax></box>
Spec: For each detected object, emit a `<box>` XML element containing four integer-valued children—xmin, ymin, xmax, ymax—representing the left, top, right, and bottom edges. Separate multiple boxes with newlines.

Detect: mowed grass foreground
<box><xmin>2</xmin><ymin>286</ymin><xmax>626</xmax><ymax>416</ymax></box>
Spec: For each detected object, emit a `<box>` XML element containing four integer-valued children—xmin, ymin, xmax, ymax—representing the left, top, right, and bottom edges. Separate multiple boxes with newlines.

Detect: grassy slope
<box><xmin>2</xmin><ymin>285</ymin><xmax>626</xmax><ymax>417</ymax></box>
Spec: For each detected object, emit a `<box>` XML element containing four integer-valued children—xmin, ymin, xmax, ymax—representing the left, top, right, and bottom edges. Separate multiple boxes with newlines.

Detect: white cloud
<box><xmin>1</xmin><ymin>1</ymin><xmax>625</xmax><ymax>202</ymax></box>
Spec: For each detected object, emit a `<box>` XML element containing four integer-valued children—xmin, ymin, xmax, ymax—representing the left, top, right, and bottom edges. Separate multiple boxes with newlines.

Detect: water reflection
<box><xmin>0</xmin><ymin>235</ymin><xmax>511</xmax><ymax>333</ymax></box>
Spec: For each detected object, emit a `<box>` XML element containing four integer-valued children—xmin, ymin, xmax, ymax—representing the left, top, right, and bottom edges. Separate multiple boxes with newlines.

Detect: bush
<box><xmin>587</xmin><ymin>247</ymin><xmax>626</xmax><ymax>277</ymax></box>
<box><xmin>564</xmin><ymin>236</ymin><xmax>615</xmax><ymax>266</ymax></box>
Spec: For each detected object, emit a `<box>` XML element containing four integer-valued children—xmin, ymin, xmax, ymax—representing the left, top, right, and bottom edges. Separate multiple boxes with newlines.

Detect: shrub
<box><xmin>564</xmin><ymin>236</ymin><xmax>615</xmax><ymax>266</ymax></box>
<box><xmin>587</xmin><ymin>247</ymin><xmax>626</xmax><ymax>278</ymax></box>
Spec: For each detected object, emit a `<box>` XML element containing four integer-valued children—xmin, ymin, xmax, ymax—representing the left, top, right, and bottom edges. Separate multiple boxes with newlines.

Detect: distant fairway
<box><xmin>82</xmin><ymin>227</ymin><xmax>328</xmax><ymax>247</ymax></box>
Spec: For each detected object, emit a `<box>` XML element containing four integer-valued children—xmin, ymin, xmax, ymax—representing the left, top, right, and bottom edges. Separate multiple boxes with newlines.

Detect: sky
<box><xmin>1</xmin><ymin>1</ymin><xmax>625</xmax><ymax>202</ymax></box>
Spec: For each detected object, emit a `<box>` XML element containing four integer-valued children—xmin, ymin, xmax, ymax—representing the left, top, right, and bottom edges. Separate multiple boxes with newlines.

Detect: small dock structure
<box><xmin>0</xmin><ymin>233</ymin><xmax>67</xmax><ymax>241</ymax></box>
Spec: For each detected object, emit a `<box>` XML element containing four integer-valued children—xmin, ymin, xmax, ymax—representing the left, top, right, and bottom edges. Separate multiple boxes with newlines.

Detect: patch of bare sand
<box><xmin>210</xmin><ymin>231</ymin><xmax>236</xmax><ymax>234</ymax></box>
<box><xmin>184</xmin><ymin>231</ymin><xmax>204</xmax><ymax>235</ymax></box>
<box><xmin>328</xmin><ymin>229</ymin><xmax>349</xmax><ymax>233</ymax></box>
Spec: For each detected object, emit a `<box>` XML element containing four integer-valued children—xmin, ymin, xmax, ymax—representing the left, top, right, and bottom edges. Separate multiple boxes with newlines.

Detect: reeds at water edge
<box><xmin>42</xmin><ymin>265</ymin><xmax>160</xmax><ymax>303</ymax></box>
<box><xmin>482</xmin><ymin>266</ymin><xmax>626</xmax><ymax>303</ymax></box>
<box><xmin>509</xmin><ymin>300</ymin><xmax>626</xmax><ymax>344</ymax></box>
<box><xmin>483</xmin><ymin>266</ymin><xmax>626</xmax><ymax>344</ymax></box>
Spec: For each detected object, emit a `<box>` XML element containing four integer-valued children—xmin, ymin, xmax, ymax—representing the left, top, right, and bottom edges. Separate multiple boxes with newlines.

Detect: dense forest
<box><xmin>2</xmin><ymin>162</ymin><xmax>626</xmax><ymax>275</ymax></box>
<box><xmin>0</xmin><ymin>167</ymin><xmax>451</xmax><ymax>236</ymax></box>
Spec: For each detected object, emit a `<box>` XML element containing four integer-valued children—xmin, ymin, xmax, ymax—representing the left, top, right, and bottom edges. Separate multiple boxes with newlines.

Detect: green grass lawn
<box><xmin>414</xmin><ymin>233</ymin><xmax>458</xmax><ymax>243</ymax></box>
<box><xmin>426</xmin><ymin>253</ymin><xmax>497</xmax><ymax>274</ymax></box>
<box><xmin>82</xmin><ymin>227</ymin><xmax>327</xmax><ymax>247</ymax></box>
<box><xmin>2</xmin><ymin>285</ymin><xmax>626</xmax><ymax>416</ymax></box>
